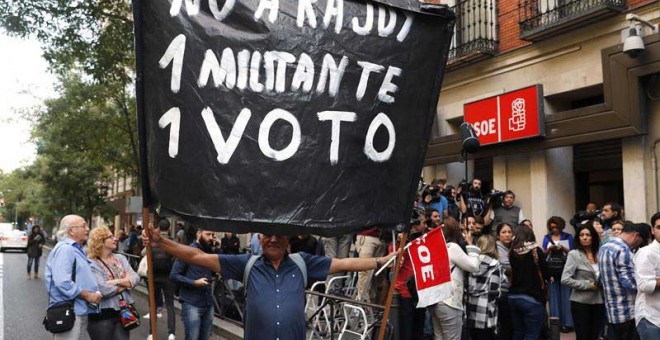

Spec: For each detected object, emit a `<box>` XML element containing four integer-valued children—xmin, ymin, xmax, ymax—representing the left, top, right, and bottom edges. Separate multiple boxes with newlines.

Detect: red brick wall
<box><xmin>498</xmin><ymin>0</ymin><xmax>530</xmax><ymax>52</ymax></box>
<box><xmin>629</xmin><ymin>0</ymin><xmax>657</xmax><ymax>9</ymax></box>
<box><xmin>496</xmin><ymin>0</ymin><xmax>657</xmax><ymax>54</ymax></box>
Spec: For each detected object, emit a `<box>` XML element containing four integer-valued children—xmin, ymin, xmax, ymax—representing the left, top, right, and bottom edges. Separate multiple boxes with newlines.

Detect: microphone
<box><xmin>460</xmin><ymin>122</ymin><xmax>480</xmax><ymax>153</ymax></box>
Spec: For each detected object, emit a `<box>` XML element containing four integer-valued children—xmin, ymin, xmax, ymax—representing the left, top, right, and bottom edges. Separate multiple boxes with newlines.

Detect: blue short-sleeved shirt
<box><xmin>220</xmin><ymin>252</ymin><xmax>331</xmax><ymax>340</ymax></box>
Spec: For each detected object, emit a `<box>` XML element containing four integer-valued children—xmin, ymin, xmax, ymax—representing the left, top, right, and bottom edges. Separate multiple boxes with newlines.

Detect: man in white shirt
<box><xmin>634</xmin><ymin>212</ymin><xmax>660</xmax><ymax>339</ymax></box>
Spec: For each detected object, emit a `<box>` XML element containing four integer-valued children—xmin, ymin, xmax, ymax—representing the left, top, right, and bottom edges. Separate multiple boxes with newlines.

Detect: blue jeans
<box><xmin>181</xmin><ymin>303</ymin><xmax>214</xmax><ymax>340</ymax></box>
<box><xmin>548</xmin><ymin>280</ymin><xmax>573</xmax><ymax>327</ymax></box>
<box><xmin>509</xmin><ymin>295</ymin><xmax>545</xmax><ymax>340</ymax></box>
<box><xmin>637</xmin><ymin>318</ymin><xmax>660</xmax><ymax>340</ymax></box>
<box><xmin>27</xmin><ymin>256</ymin><xmax>40</xmax><ymax>274</ymax></box>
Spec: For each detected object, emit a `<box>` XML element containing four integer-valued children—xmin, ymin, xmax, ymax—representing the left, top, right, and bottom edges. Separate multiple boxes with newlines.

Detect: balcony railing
<box><xmin>519</xmin><ymin>0</ymin><xmax>626</xmax><ymax>41</ymax></box>
<box><xmin>448</xmin><ymin>0</ymin><xmax>499</xmax><ymax>68</ymax></box>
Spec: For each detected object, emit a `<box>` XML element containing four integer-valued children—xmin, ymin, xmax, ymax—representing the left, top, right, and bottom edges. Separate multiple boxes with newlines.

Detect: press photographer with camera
<box><xmin>420</xmin><ymin>183</ymin><xmax>449</xmax><ymax>222</ymax></box>
<box><xmin>459</xmin><ymin>178</ymin><xmax>488</xmax><ymax>219</ymax></box>
<box><xmin>569</xmin><ymin>202</ymin><xmax>599</xmax><ymax>230</ymax></box>
<box><xmin>485</xmin><ymin>190</ymin><xmax>525</xmax><ymax>229</ymax></box>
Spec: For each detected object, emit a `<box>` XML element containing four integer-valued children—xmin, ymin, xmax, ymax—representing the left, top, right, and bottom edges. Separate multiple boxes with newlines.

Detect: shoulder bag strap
<box><xmin>98</xmin><ymin>256</ymin><xmax>127</xmax><ymax>302</ymax></box>
<box><xmin>530</xmin><ymin>248</ymin><xmax>546</xmax><ymax>290</ymax></box>
<box><xmin>46</xmin><ymin>248</ymin><xmax>77</xmax><ymax>305</ymax></box>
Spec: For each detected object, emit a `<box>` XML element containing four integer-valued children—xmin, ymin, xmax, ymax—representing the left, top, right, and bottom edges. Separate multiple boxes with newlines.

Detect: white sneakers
<box><xmin>143</xmin><ymin>310</ymin><xmax>163</xmax><ymax>319</ymax></box>
<box><xmin>146</xmin><ymin>334</ymin><xmax>174</xmax><ymax>340</ymax></box>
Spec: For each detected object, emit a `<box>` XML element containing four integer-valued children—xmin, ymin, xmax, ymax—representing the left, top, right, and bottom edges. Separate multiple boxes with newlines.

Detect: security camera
<box><xmin>622</xmin><ymin>14</ymin><xmax>659</xmax><ymax>58</ymax></box>
<box><xmin>623</xmin><ymin>27</ymin><xmax>644</xmax><ymax>58</ymax></box>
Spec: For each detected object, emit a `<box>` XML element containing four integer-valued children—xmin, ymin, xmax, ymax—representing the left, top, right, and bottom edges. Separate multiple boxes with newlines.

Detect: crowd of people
<box><xmin>391</xmin><ymin>178</ymin><xmax>658</xmax><ymax>340</ymax></box>
<box><xmin>40</xmin><ymin>177</ymin><xmax>659</xmax><ymax>340</ymax></box>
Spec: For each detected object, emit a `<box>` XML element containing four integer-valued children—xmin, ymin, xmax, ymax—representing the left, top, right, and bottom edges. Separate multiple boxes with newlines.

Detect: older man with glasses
<box><xmin>44</xmin><ymin>214</ymin><xmax>102</xmax><ymax>339</ymax></box>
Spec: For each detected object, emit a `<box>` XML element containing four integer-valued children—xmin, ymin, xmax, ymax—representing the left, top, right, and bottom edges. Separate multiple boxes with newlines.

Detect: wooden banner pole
<box><xmin>377</xmin><ymin>231</ymin><xmax>409</xmax><ymax>340</ymax></box>
<box><xmin>142</xmin><ymin>208</ymin><xmax>158</xmax><ymax>339</ymax></box>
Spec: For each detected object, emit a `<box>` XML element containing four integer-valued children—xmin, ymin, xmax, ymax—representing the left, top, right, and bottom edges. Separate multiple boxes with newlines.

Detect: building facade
<box><xmin>424</xmin><ymin>0</ymin><xmax>659</xmax><ymax>239</ymax></box>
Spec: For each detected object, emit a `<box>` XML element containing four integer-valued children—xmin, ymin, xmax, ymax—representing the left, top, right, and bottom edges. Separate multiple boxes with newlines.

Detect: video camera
<box><xmin>458</xmin><ymin>179</ymin><xmax>470</xmax><ymax>193</ymax></box>
<box><xmin>487</xmin><ymin>190</ymin><xmax>506</xmax><ymax>207</ymax></box>
<box><xmin>421</xmin><ymin>184</ymin><xmax>442</xmax><ymax>203</ymax></box>
<box><xmin>571</xmin><ymin>209</ymin><xmax>601</xmax><ymax>227</ymax></box>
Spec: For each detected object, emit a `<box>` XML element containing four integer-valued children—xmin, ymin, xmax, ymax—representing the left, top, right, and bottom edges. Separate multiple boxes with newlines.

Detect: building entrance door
<box><xmin>573</xmin><ymin>139</ymin><xmax>624</xmax><ymax>212</ymax></box>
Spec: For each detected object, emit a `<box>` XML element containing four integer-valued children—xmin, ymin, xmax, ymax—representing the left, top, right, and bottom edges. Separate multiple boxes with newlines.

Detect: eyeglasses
<box><xmin>104</xmin><ymin>235</ymin><xmax>116</xmax><ymax>241</ymax></box>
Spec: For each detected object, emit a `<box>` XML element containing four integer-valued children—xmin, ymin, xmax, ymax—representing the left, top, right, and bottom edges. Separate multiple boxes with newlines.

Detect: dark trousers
<box><xmin>27</xmin><ymin>256</ymin><xmax>41</xmax><ymax>274</ymax></box>
<box><xmin>470</xmin><ymin>327</ymin><xmax>496</xmax><ymax>340</ymax></box>
<box><xmin>398</xmin><ymin>297</ymin><xmax>426</xmax><ymax>340</ymax></box>
<box><xmin>87</xmin><ymin>314</ymin><xmax>129</xmax><ymax>340</ymax></box>
<box><xmin>571</xmin><ymin>301</ymin><xmax>605</xmax><ymax>340</ymax></box>
<box><xmin>609</xmin><ymin>319</ymin><xmax>639</xmax><ymax>340</ymax></box>
<box><xmin>509</xmin><ymin>295</ymin><xmax>545</xmax><ymax>340</ymax></box>
<box><xmin>150</xmin><ymin>279</ymin><xmax>176</xmax><ymax>335</ymax></box>
<box><xmin>497</xmin><ymin>295</ymin><xmax>513</xmax><ymax>340</ymax></box>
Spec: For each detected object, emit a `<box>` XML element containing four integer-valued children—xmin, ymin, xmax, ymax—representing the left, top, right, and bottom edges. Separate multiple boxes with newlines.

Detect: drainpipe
<box><xmin>652</xmin><ymin>139</ymin><xmax>660</xmax><ymax>211</ymax></box>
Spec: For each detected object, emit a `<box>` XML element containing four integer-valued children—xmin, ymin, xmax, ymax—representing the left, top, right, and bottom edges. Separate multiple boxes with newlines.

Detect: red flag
<box><xmin>407</xmin><ymin>227</ymin><xmax>452</xmax><ymax>307</ymax></box>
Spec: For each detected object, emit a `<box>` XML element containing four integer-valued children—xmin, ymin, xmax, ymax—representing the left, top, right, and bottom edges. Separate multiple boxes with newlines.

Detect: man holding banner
<box><xmin>142</xmin><ymin>224</ymin><xmax>397</xmax><ymax>340</ymax></box>
<box><xmin>133</xmin><ymin>0</ymin><xmax>457</xmax><ymax>338</ymax></box>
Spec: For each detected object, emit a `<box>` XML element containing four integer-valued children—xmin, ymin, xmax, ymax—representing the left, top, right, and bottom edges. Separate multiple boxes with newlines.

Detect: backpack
<box><xmin>151</xmin><ymin>247</ymin><xmax>174</xmax><ymax>276</ymax></box>
<box><xmin>243</xmin><ymin>253</ymin><xmax>307</xmax><ymax>296</ymax></box>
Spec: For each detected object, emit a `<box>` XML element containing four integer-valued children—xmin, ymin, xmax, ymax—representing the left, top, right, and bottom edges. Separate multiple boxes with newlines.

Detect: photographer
<box><xmin>569</xmin><ymin>202</ymin><xmax>599</xmax><ymax>230</ymax></box>
<box><xmin>443</xmin><ymin>185</ymin><xmax>461</xmax><ymax>221</ymax></box>
<box><xmin>486</xmin><ymin>190</ymin><xmax>524</xmax><ymax>229</ymax></box>
<box><xmin>459</xmin><ymin>178</ymin><xmax>488</xmax><ymax>219</ymax></box>
<box><xmin>420</xmin><ymin>184</ymin><xmax>449</xmax><ymax>221</ymax></box>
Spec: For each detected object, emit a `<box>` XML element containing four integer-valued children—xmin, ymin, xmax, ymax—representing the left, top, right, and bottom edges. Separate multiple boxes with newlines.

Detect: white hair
<box><xmin>56</xmin><ymin>215</ymin><xmax>81</xmax><ymax>241</ymax></box>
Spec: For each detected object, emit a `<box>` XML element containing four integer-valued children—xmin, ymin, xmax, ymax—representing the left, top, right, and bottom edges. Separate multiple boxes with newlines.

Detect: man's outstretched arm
<box><xmin>328</xmin><ymin>250</ymin><xmax>398</xmax><ymax>275</ymax></box>
<box><xmin>142</xmin><ymin>224</ymin><xmax>220</xmax><ymax>273</ymax></box>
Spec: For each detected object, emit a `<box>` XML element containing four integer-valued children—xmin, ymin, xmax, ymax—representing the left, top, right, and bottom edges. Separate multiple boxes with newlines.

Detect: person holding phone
<box><xmin>543</xmin><ymin>216</ymin><xmax>575</xmax><ymax>333</ymax></box>
<box><xmin>170</xmin><ymin>228</ymin><xmax>221</xmax><ymax>340</ymax></box>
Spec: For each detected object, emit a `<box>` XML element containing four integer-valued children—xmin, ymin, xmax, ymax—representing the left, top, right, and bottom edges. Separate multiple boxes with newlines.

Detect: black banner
<box><xmin>134</xmin><ymin>0</ymin><xmax>455</xmax><ymax>236</ymax></box>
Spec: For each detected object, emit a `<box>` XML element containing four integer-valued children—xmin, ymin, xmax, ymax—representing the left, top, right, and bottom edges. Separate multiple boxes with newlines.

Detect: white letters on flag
<box><xmin>407</xmin><ymin>227</ymin><xmax>452</xmax><ymax>308</ymax></box>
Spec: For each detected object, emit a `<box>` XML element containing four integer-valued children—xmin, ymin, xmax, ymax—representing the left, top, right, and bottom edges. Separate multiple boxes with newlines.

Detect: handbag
<box><xmin>137</xmin><ymin>255</ymin><xmax>148</xmax><ymax>277</ymax></box>
<box><xmin>546</xmin><ymin>240</ymin><xmax>566</xmax><ymax>280</ymax></box>
<box><xmin>118</xmin><ymin>294</ymin><xmax>141</xmax><ymax>330</ymax></box>
<box><xmin>97</xmin><ymin>257</ymin><xmax>141</xmax><ymax>330</ymax></box>
<box><xmin>43</xmin><ymin>258</ymin><xmax>77</xmax><ymax>333</ymax></box>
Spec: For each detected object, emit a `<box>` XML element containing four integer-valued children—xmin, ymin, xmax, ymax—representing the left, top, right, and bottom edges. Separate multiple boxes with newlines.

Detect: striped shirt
<box><xmin>598</xmin><ymin>237</ymin><xmax>637</xmax><ymax>324</ymax></box>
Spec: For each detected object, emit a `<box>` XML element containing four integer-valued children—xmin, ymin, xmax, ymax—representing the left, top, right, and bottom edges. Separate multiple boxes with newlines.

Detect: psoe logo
<box><xmin>509</xmin><ymin>98</ymin><xmax>526</xmax><ymax>132</ymax></box>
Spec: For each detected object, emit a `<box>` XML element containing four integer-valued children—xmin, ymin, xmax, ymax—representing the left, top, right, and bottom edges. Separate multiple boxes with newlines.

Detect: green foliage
<box><xmin>0</xmin><ymin>0</ymin><xmax>134</xmax><ymax>85</ymax></box>
<box><xmin>0</xmin><ymin>165</ymin><xmax>51</xmax><ymax>229</ymax></box>
<box><xmin>0</xmin><ymin>1</ymin><xmax>140</xmax><ymax>224</ymax></box>
<box><xmin>30</xmin><ymin>73</ymin><xmax>139</xmax><ymax>220</ymax></box>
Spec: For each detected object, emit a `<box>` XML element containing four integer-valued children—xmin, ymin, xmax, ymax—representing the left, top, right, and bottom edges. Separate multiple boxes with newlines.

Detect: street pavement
<box><xmin>0</xmin><ymin>248</ymin><xmax>229</xmax><ymax>340</ymax></box>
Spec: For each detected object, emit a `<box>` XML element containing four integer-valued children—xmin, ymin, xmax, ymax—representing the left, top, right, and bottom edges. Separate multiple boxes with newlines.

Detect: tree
<box><xmin>1</xmin><ymin>0</ymin><xmax>139</xmax><ymax>178</ymax></box>
<box><xmin>0</xmin><ymin>165</ymin><xmax>49</xmax><ymax>229</ymax></box>
<box><xmin>0</xmin><ymin>0</ymin><xmax>135</xmax><ymax>85</ymax></box>
<box><xmin>29</xmin><ymin>73</ymin><xmax>138</xmax><ymax>221</ymax></box>
<box><xmin>1</xmin><ymin>1</ymin><xmax>141</xmax><ymax>227</ymax></box>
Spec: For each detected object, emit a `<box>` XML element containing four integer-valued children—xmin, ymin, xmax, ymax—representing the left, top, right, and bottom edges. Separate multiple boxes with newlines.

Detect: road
<box><xmin>0</xmin><ymin>248</ymin><xmax>229</xmax><ymax>340</ymax></box>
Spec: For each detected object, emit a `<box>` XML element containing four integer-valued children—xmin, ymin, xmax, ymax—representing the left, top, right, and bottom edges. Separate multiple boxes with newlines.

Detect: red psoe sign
<box><xmin>464</xmin><ymin>85</ymin><xmax>545</xmax><ymax>146</ymax></box>
<box><xmin>408</xmin><ymin>227</ymin><xmax>452</xmax><ymax>307</ymax></box>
